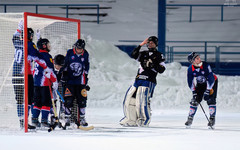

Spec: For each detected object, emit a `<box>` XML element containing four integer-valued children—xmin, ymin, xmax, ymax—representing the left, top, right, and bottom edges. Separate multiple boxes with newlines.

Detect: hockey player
<box><xmin>31</xmin><ymin>38</ymin><xmax>58</xmax><ymax>128</ymax></box>
<box><xmin>185</xmin><ymin>52</ymin><xmax>218</xmax><ymax>128</ymax></box>
<box><xmin>59</xmin><ymin>39</ymin><xmax>90</xmax><ymax>127</ymax></box>
<box><xmin>50</xmin><ymin>54</ymin><xmax>65</xmax><ymax>125</ymax></box>
<box><xmin>12</xmin><ymin>20</ymin><xmax>50</xmax><ymax>129</ymax></box>
<box><xmin>120</xmin><ymin>36</ymin><xmax>166</xmax><ymax>127</ymax></box>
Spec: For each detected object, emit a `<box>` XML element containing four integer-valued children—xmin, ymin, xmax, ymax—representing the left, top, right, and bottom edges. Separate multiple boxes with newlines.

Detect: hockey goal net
<box><xmin>0</xmin><ymin>12</ymin><xmax>80</xmax><ymax>132</ymax></box>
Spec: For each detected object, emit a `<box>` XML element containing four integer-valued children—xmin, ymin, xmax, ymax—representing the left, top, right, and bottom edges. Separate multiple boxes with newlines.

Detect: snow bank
<box><xmin>84</xmin><ymin>36</ymin><xmax>240</xmax><ymax>111</ymax></box>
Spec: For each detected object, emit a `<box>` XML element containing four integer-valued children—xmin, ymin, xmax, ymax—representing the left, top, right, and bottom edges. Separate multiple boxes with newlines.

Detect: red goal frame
<box><xmin>23</xmin><ymin>12</ymin><xmax>81</xmax><ymax>132</ymax></box>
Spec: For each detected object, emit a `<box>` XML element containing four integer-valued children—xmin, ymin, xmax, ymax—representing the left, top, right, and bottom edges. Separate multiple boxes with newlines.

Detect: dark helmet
<box><xmin>37</xmin><ymin>38</ymin><xmax>50</xmax><ymax>50</ymax></box>
<box><xmin>148</xmin><ymin>36</ymin><xmax>158</xmax><ymax>46</ymax></box>
<box><xmin>188</xmin><ymin>52</ymin><xmax>199</xmax><ymax>63</ymax></box>
<box><xmin>27</xmin><ymin>28</ymin><xmax>34</xmax><ymax>41</ymax></box>
<box><xmin>74</xmin><ymin>39</ymin><xmax>85</xmax><ymax>49</ymax></box>
<box><xmin>54</xmin><ymin>54</ymin><xmax>65</xmax><ymax>66</ymax></box>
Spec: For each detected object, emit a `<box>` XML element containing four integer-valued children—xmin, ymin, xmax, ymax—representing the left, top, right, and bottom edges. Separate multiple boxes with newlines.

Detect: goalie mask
<box><xmin>37</xmin><ymin>38</ymin><xmax>50</xmax><ymax>51</ymax></box>
<box><xmin>74</xmin><ymin>39</ymin><xmax>85</xmax><ymax>49</ymax></box>
<box><xmin>54</xmin><ymin>54</ymin><xmax>65</xmax><ymax>66</ymax></box>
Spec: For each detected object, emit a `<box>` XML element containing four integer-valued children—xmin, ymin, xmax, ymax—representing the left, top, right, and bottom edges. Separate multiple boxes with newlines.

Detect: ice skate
<box><xmin>20</xmin><ymin>119</ymin><xmax>36</xmax><ymax>130</ymax></box>
<box><xmin>79</xmin><ymin>116</ymin><xmax>88</xmax><ymax>127</ymax></box>
<box><xmin>32</xmin><ymin>118</ymin><xmax>41</xmax><ymax>128</ymax></box>
<box><xmin>41</xmin><ymin>119</ymin><xmax>50</xmax><ymax>129</ymax></box>
<box><xmin>185</xmin><ymin>116</ymin><xmax>193</xmax><ymax>128</ymax></box>
<box><xmin>208</xmin><ymin>117</ymin><xmax>215</xmax><ymax>129</ymax></box>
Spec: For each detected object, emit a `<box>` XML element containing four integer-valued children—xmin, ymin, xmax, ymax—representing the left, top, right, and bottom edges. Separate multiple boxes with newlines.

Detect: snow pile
<box><xmin>84</xmin><ymin>36</ymin><xmax>240</xmax><ymax>111</ymax></box>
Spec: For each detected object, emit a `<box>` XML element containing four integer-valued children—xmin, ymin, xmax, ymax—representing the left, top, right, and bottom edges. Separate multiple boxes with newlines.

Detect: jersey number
<box><xmin>14</xmin><ymin>49</ymin><xmax>23</xmax><ymax>64</ymax></box>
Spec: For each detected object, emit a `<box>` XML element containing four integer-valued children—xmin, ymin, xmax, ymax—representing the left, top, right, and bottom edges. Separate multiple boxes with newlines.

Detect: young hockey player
<box><xmin>120</xmin><ymin>36</ymin><xmax>166</xmax><ymax>127</ymax></box>
<box><xmin>12</xmin><ymin>20</ymin><xmax>50</xmax><ymax>129</ymax></box>
<box><xmin>50</xmin><ymin>54</ymin><xmax>65</xmax><ymax>126</ymax></box>
<box><xmin>59</xmin><ymin>39</ymin><xmax>90</xmax><ymax>127</ymax></box>
<box><xmin>31</xmin><ymin>38</ymin><xmax>58</xmax><ymax>128</ymax></box>
<box><xmin>185</xmin><ymin>52</ymin><xmax>218</xmax><ymax>128</ymax></box>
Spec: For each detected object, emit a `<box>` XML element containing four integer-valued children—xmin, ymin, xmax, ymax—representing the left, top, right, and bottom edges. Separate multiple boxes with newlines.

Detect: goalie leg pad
<box><xmin>120</xmin><ymin>85</ymin><xmax>138</xmax><ymax>126</ymax></box>
<box><xmin>135</xmin><ymin>86</ymin><xmax>151</xmax><ymax>127</ymax></box>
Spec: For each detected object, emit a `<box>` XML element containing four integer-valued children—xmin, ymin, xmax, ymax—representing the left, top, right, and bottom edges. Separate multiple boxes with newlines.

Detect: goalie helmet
<box><xmin>188</xmin><ymin>52</ymin><xmax>199</xmax><ymax>63</ymax></box>
<box><xmin>74</xmin><ymin>39</ymin><xmax>85</xmax><ymax>49</ymax></box>
<box><xmin>27</xmin><ymin>28</ymin><xmax>34</xmax><ymax>41</ymax></box>
<box><xmin>148</xmin><ymin>36</ymin><xmax>158</xmax><ymax>46</ymax></box>
<box><xmin>54</xmin><ymin>54</ymin><xmax>65</xmax><ymax>66</ymax></box>
<box><xmin>37</xmin><ymin>38</ymin><xmax>50</xmax><ymax>50</ymax></box>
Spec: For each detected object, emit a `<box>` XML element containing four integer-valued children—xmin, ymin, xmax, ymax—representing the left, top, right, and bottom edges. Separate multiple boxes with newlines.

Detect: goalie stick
<box><xmin>56</xmin><ymin>89</ymin><xmax>94</xmax><ymax>131</ymax></box>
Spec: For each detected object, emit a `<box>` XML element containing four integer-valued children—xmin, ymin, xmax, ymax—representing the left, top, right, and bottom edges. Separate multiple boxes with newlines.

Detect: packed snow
<box><xmin>1</xmin><ymin>0</ymin><xmax>240</xmax><ymax>150</ymax></box>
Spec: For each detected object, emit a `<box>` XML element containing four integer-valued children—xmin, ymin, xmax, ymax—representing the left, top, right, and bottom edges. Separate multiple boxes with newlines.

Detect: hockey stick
<box><xmin>48</xmin><ymin>81</ymin><xmax>62</xmax><ymax>132</ymax></box>
<box><xmin>56</xmin><ymin>89</ymin><xmax>65</xmax><ymax>103</ymax></box>
<box><xmin>199</xmin><ymin>103</ymin><xmax>214</xmax><ymax>130</ymax></box>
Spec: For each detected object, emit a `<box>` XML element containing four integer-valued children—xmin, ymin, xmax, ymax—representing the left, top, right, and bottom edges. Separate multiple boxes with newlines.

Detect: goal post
<box><xmin>0</xmin><ymin>12</ymin><xmax>80</xmax><ymax>132</ymax></box>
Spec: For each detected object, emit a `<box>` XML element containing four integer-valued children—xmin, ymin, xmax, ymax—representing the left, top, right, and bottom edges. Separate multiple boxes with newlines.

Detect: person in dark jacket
<box><xmin>120</xmin><ymin>36</ymin><xmax>166</xmax><ymax>127</ymax></box>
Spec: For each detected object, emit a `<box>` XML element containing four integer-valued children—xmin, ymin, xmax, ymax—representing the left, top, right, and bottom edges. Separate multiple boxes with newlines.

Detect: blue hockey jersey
<box><xmin>33</xmin><ymin>49</ymin><xmax>57</xmax><ymax>87</ymax></box>
<box><xmin>63</xmin><ymin>48</ymin><xmax>89</xmax><ymax>85</ymax></box>
<box><xmin>187</xmin><ymin>61</ymin><xmax>217</xmax><ymax>91</ymax></box>
<box><xmin>12</xmin><ymin>30</ymin><xmax>48</xmax><ymax>76</ymax></box>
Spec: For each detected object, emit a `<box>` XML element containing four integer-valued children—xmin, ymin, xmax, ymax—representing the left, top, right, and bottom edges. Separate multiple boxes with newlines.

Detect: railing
<box><xmin>0</xmin><ymin>4</ymin><xmax>100</xmax><ymax>24</ymax></box>
<box><xmin>166</xmin><ymin>4</ymin><xmax>240</xmax><ymax>22</ymax></box>
<box><xmin>117</xmin><ymin>40</ymin><xmax>240</xmax><ymax>75</ymax></box>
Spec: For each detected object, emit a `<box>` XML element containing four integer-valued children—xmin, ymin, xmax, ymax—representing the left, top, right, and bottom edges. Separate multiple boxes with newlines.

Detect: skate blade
<box><xmin>185</xmin><ymin>125</ymin><xmax>191</xmax><ymax>129</ymax></box>
<box><xmin>208</xmin><ymin>126</ymin><xmax>215</xmax><ymax>130</ymax></box>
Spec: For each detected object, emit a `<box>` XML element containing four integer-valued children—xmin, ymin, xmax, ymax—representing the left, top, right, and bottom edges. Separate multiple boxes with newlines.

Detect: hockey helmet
<box><xmin>27</xmin><ymin>28</ymin><xmax>34</xmax><ymax>41</ymax></box>
<box><xmin>74</xmin><ymin>39</ymin><xmax>85</xmax><ymax>49</ymax></box>
<box><xmin>54</xmin><ymin>54</ymin><xmax>65</xmax><ymax>66</ymax></box>
<box><xmin>37</xmin><ymin>38</ymin><xmax>50</xmax><ymax>50</ymax></box>
<box><xmin>148</xmin><ymin>36</ymin><xmax>158</xmax><ymax>46</ymax></box>
<box><xmin>188</xmin><ymin>52</ymin><xmax>199</xmax><ymax>63</ymax></box>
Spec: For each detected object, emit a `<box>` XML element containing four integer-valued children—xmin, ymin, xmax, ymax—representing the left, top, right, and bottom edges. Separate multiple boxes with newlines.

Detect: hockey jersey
<box><xmin>187</xmin><ymin>61</ymin><xmax>217</xmax><ymax>91</ymax></box>
<box><xmin>63</xmin><ymin>48</ymin><xmax>89</xmax><ymax>85</ymax></box>
<box><xmin>12</xmin><ymin>30</ymin><xmax>48</xmax><ymax>76</ymax></box>
<box><xmin>131</xmin><ymin>45</ymin><xmax>166</xmax><ymax>84</ymax></box>
<box><xmin>33</xmin><ymin>49</ymin><xmax>57</xmax><ymax>87</ymax></box>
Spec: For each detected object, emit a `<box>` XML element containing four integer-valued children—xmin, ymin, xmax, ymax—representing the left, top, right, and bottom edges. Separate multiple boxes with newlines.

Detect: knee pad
<box><xmin>120</xmin><ymin>86</ymin><xmax>137</xmax><ymax>126</ymax></box>
<box><xmin>135</xmin><ymin>86</ymin><xmax>151</xmax><ymax>127</ymax></box>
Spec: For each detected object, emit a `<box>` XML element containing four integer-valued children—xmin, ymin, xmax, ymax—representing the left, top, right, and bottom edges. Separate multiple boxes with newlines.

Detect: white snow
<box><xmin>1</xmin><ymin>0</ymin><xmax>240</xmax><ymax>150</ymax></box>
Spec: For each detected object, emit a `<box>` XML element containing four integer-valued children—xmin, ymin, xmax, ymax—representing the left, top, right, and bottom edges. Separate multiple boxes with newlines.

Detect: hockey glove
<box><xmin>18</xmin><ymin>20</ymin><xmax>24</xmax><ymax>31</ymax></box>
<box><xmin>192</xmin><ymin>90</ymin><xmax>197</xmax><ymax>100</ymax></box>
<box><xmin>52</xmin><ymin>81</ymin><xmax>58</xmax><ymax>91</ymax></box>
<box><xmin>204</xmin><ymin>89</ymin><xmax>210</xmax><ymax>101</ymax></box>
<box><xmin>85</xmin><ymin>85</ymin><xmax>90</xmax><ymax>91</ymax></box>
<box><xmin>36</xmin><ymin>29</ymin><xmax>41</xmax><ymax>40</ymax></box>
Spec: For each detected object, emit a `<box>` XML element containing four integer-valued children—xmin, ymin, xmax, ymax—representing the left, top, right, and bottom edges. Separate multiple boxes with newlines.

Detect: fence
<box><xmin>0</xmin><ymin>4</ymin><xmax>100</xmax><ymax>24</ymax></box>
<box><xmin>166</xmin><ymin>4</ymin><xmax>240</xmax><ymax>22</ymax></box>
<box><xmin>117</xmin><ymin>40</ymin><xmax>240</xmax><ymax>75</ymax></box>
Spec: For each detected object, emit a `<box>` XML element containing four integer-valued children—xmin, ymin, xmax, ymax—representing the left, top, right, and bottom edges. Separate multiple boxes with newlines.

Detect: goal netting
<box><xmin>0</xmin><ymin>12</ymin><xmax>80</xmax><ymax>132</ymax></box>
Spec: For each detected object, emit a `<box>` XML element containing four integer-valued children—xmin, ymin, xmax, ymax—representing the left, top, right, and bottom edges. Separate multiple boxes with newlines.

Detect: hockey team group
<box><xmin>12</xmin><ymin>20</ymin><xmax>218</xmax><ymax>131</ymax></box>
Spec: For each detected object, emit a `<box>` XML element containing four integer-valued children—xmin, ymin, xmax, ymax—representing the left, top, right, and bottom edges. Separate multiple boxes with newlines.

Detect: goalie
<box><xmin>120</xmin><ymin>36</ymin><xmax>166</xmax><ymax>127</ymax></box>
